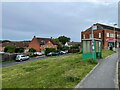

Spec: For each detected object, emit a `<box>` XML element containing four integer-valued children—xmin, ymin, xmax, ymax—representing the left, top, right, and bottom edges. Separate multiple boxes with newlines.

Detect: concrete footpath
<box><xmin>75</xmin><ymin>53</ymin><xmax>118</xmax><ymax>88</ymax></box>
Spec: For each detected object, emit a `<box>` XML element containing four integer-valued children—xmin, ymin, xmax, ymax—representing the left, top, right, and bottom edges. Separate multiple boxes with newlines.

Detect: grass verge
<box><xmin>102</xmin><ymin>50</ymin><xmax>115</xmax><ymax>59</ymax></box>
<box><xmin>2</xmin><ymin>54</ymin><xmax>96</xmax><ymax>88</ymax></box>
<box><xmin>2</xmin><ymin>50</ymin><xmax>114</xmax><ymax>88</ymax></box>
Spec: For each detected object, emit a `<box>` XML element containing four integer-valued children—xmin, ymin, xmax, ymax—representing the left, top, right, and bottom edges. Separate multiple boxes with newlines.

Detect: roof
<box><xmin>1</xmin><ymin>41</ymin><xmax>30</xmax><ymax>48</ymax></box>
<box><xmin>66</xmin><ymin>42</ymin><xmax>81</xmax><ymax>46</ymax></box>
<box><xmin>36</xmin><ymin>37</ymin><xmax>58</xmax><ymax>45</ymax></box>
<box><xmin>82</xmin><ymin>38</ymin><xmax>102</xmax><ymax>41</ymax></box>
<box><xmin>85</xmin><ymin>23</ymin><xmax>120</xmax><ymax>32</ymax></box>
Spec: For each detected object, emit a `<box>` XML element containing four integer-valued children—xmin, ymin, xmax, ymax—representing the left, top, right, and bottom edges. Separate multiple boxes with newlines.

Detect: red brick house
<box><xmin>28</xmin><ymin>36</ymin><xmax>58</xmax><ymax>52</ymax></box>
<box><xmin>81</xmin><ymin>23</ymin><xmax>120</xmax><ymax>49</ymax></box>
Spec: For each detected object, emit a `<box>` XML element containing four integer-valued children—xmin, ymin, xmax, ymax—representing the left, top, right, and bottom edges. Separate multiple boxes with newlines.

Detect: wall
<box><xmin>28</xmin><ymin>38</ymin><xmax>41</xmax><ymax>52</ymax></box>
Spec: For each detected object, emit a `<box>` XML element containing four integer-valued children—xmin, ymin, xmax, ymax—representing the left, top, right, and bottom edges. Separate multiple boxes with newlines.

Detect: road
<box><xmin>1</xmin><ymin>54</ymin><xmax>70</xmax><ymax>68</ymax></box>
<box><xmin>75</xmin><ymin>53</ymin><xmax>118</xmax><ymax>88</ymax></box>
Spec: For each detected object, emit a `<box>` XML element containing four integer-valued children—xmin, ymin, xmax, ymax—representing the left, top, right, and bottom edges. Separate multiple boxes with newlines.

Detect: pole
<box><xmin>92</xmin><ymin>24</ymin><xmax>94</xmax><ymax>60</ymax></box>
<box><xmin>113</xmin><ymin>24</ymin><xmax>117</xmax><ymax>51</ymax></box>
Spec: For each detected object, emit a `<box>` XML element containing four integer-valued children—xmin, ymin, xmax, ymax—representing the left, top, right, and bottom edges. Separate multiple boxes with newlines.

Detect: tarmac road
<box><xmin>1</xmin><ymin>54</ymin><xmax>70</xmax><ymax>68</ymax></box>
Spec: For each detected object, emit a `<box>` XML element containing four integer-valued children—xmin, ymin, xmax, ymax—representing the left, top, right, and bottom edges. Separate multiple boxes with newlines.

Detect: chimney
<box><xmin>34</xmin><ymin>36</ymin><xmax>36</xmax><ymax>38</ymax></box>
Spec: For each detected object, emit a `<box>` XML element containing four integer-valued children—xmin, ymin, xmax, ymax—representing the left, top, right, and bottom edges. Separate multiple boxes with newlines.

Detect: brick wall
<box><xmin>81</xmin><ymin>29</ymin><xmax>120</xmax><ymax>49</ymax></box>
<box><xmin>28</xmin><ymin>37</ymin><xmax>41</xmax><ymax>52</ymax></box>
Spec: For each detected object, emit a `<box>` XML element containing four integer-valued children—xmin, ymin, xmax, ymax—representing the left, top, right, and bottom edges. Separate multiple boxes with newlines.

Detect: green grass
<box><xmin>2</xmin><ymin>50</ymin><xmax>115</xmax><ymax>88</ymax></box>
<box><xmin>2</xmin><ymin>54</ymin><xmax>96</xmax><ymax>88</ymax></box>
<box><xmin>102</xmin><ymin>50</ymin><xmax>115</xmax><ymax>59</ymax></box>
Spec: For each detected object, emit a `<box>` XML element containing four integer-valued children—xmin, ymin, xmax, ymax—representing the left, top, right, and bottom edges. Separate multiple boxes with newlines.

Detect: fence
<box><xmin>1</xmin><ymin>53</ymin><xmax>17</xmax><ymax>62</ymax></box>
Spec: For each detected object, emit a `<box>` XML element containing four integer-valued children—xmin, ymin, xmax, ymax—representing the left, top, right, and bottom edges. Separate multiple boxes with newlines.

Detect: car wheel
<box><xmin>20</xmin><ymin>59</ymin><xmax>22</xmax><ymax>62</ymax></box>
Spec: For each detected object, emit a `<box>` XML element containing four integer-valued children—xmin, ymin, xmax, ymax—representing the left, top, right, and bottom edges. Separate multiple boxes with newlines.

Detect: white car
<box><xmin>34</xmin><ymin>52</ymin><xmax>42</xmax><ymax>56</ymax></box>
<box><xmin>16</xmin><ymin>55</ymin><xmax>29</xmax><ymax>61</ymax></box>
<box><xmin>60</xmin><ymin>51</ymin><xmax>66</xmax><ymax>54</ymax></box>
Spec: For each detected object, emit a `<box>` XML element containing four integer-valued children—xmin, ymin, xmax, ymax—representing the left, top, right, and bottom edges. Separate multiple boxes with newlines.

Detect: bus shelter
<box><xmin>82</xmin><ymin>39</ymin><xmax>102</xmax><ymax>60</ymax></box>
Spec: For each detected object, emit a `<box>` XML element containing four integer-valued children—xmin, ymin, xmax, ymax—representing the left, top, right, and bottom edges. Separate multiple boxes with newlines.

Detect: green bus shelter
<box><xmin>82</xmin><ymin>39</ymin><xmax>102</xmax><ymax>60</ymax></box>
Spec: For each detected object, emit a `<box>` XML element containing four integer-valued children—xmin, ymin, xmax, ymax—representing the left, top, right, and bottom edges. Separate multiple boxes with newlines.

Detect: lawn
<box><xmin>2</xmin><ymin>50</ymin><xmax>114</xmax><ymax>88</ymax></box>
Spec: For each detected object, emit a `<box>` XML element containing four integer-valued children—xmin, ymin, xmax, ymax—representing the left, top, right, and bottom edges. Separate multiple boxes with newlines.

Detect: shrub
<box><xmin>45</xmin><ymin>48</ymin><xmax>56</xmax><ymax>55</ymax></box>
<box><xmin>62</xmin><ymin>46</ymin><xmax>69</xmax><ymax>51</ymax></box>
<box><xmin>4</xmin><ymin>46</ymin><xmax>16</xmax><ymax>53</ymax></box>
<box><xmin>15</xmin><ymin>48</ymin><xmax>24</xmax><ymax>53</ymax></box>
<box><xmin>29</xmin><ymin>48</ymin><xmax>36</xmax><ymax>53</ymax></box>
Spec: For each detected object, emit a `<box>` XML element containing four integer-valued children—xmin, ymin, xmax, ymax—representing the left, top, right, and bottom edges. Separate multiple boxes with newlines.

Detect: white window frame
<box><xmin>83</xmin><ymin>34</ymin><xmax>85</xmax><ymax>39</ymax></box>
<box><xmin>106</xmin><ymin>33</ymin><xmax>109</xmax><ymax>37</ymax></box>
<box><xmin>99</xmin><ymin>33</ymin><xmax>101</xmax><ymax>38</ymax></box>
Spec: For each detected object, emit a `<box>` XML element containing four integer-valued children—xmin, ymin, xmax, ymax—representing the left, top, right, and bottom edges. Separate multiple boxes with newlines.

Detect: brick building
<box><xmin>81</xmin><ymin>23</ymin><xmax>120</xmax><ymax>49</ymax></box>
<box><xmin>28</xmin><ymin>36</ymin><xmax>58</xmax><ymax>52</ymax></box>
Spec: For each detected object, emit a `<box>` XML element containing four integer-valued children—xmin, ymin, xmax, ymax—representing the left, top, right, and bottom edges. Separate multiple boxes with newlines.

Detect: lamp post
<box><xmin>113</xmin><ymin>24</ymin><xmax>117</xmax><ymax>51</ymax></box>
<box><xmin>91</xmin><ymin>24</ymin><xmax>96</xmax><ymax>60</ymax></box>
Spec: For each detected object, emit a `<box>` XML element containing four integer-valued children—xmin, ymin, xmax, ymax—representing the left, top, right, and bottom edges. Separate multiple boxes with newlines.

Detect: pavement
<box><xmin>75</xmin><ymin>53</ymin><xmax>119</xmax><ymax>88</ymax></box>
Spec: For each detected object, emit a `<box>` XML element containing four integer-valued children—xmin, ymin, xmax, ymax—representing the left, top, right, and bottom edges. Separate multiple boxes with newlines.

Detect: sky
<box><xmin>1</xmin><ymin>0</ymin><xmax>120</xmax><ymax>42</ymax></box>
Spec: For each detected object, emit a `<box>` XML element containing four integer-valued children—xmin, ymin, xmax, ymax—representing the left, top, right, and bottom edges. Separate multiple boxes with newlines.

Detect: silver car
<box><xmin>16</xmin><ymin>55</ymin><xmax>29</xmax><ymax>61</ymax></box>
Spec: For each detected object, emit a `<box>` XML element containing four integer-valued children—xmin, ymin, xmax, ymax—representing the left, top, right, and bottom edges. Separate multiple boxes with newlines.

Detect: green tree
<box><xmin>15</xmin><ymin>48</ymin><xmax>24</xmax><ymax>53</ymax></box>
<box><xmin>45</xmin><ymin>48</ymin><xmax>56</xmax><ymax>55</ymax></box>
<box><xmin>53</xmin><ymin>38</ymin><xmax>62</xmax><ymax>50</ymax></box>
<box><xmin>58</xmin><ymin>36</ymin><xmax>70</xmax><ymax>45</ymax></box>
<box><xmin>4</xmin><ymin>46</ymin><xmax>16</xmax><ymax>53</ymax></box>
<box><xmin>29</xmin><ymin>48</ymin><xmax>36</xmax><ymax>53</ymax></box>
<box><xmin>2</xmin><ymin>40</ymin><xmax>11</xmax><ymax>43</ymax></box>
<box><xmin>62</xmin><ymin>46</ymin><xmax>69</xmax><ymax>51</ymax></box>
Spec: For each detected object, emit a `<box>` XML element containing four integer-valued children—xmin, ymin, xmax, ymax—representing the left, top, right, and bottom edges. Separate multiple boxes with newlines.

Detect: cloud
<box><xmin>2</xmin><ymin>2</ymin><xmax>118</xmax><ymax>41</ymax></box>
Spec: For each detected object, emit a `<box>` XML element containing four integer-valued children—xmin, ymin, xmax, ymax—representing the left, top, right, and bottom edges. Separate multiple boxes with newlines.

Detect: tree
<box><xmin>4</xmin><ymin>46</ymin><xmax>16</xmax><ymax>53</ymax></box>
<box><xmin>45</xmin><ymin>48</ymin><xmax>56</xmax><ymax>55</ymax></box>
<box><xmin>15</xmin><ymin>48</ymin><xmax>24</xmax><ymax>53</ymax></box>
<box><xmin>53</xmin><ymin>38</ymin><xmax>62</xmax><ymax>50</ymax></box>
<box><xmin>58</xmin><ymin>36</ymin><xmax>70</xmax><ymax>45</ymax></box>
<box><xmin>62</xmin><ymin>46</ymin><xmax>69</xmax><ymax>51</ymax></box>
<box><xmin>29</xmin><ymin>48</ymin><xmax>36</xmax><ymax>53</ymax></box>
<box><xmin>2</xmin><ymin>40</ymin><xmax>11</xmax><ymax>43</ymax></box>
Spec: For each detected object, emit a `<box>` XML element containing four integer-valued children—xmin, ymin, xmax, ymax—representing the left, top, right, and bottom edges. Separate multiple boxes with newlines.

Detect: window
<box><xmin>89</xmin><ymin>34</ymin><xmax>92</xmax><ymax>38</ymax></box>
<box><xmin>99</xmin><ymin>33</ymin><xmax>101</xmax><ymax>38</ymax></box>
<box><xmin>106</xmin><ymin>33</ymin><xmax>109</xmax><ymax>37</ymax></box>
<box><xmin>110</xmin><ymin>33</ymin><xmax>114</xmax><ymax>37</ymax></box>
<box><xmin>83</xmin><ymin>34</ymin><xmax>85</xmax><ymax>39</ymax></box>
<box><xmin>83</xmin><ymin>41</ymin><xmax>91</xmax><ymax>53</ymax></box>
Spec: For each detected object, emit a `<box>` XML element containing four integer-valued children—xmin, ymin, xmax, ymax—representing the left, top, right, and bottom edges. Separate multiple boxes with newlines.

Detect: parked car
<box><xmin>0</xmin><ymin>51</ymin><xmax>5</xmax><ymax>54</ymax></box>
<box><xmin>47</xmin><ymin>52</ymin><xmax>59</xmax><ymax>56</ymax></box>
<box><xmin>34</xmin><ymin>52</ymin><xmax>42</xmax><ymax>56</ymax></box>
<box><xmin>16</xmin><ymin>55</ymin><xmax>29</xmax><ymax>61</ymax></box>
<box><xmin>59</xmin><ymin>51</ymin><xmax>67</xmax><ymax>55</ymax></box>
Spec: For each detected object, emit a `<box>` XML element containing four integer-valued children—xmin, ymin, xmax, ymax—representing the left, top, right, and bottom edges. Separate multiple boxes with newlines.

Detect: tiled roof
<box><xmin>85</xmin><ymin>23</ymin><xmax>120</xmax><ymax>32</ymax></box>
<box><xmin>36</xmin><ymin>38</ymin><xmax>58</xmax><ymax>45</ymax></box>
<box><xmin>1</xmin><ymin>41</ymin><xmax>30</xmax><ymax>48</ymax></box>
<box><xmin>66</xmin><ymin>42</ymin><xmax>81</xmax><ymax>46</ymax></box>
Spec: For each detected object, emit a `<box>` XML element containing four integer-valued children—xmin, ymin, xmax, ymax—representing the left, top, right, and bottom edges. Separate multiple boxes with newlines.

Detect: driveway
<box><xmin>1</xmin><ymin>54</ymin><xmax>70</xmax><ymax>68</ymax></box>
<box><xmin>75</xmin><ymin>53</ymin><xmax>118</xmax><ymax>88</ymax></box>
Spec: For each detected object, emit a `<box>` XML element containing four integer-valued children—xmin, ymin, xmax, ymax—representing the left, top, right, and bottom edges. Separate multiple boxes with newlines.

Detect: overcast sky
<box><xmin>1</xmin><ymin>0</ymin><xmax>119</xmax><ymax>42</ymax></box>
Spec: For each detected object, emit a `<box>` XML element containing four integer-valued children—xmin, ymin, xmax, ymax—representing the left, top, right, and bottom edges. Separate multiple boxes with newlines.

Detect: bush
<box><xmin>15</xmin><ymin>48</ymin><xmax>24</xmax><ymax>53</ymax></box>
<box><xmin>62</xmin><ymin>46</ymin><xmax>69</xmax><ymax>51</ymax></box>
<box><xmin>29</xmin><ymin>48</ymin><xmax>36</xmax><ymax>53</ymax></box>
<box><xmin>4</xmin><ymin>46</ymin><xmax>16</xmax><ymax>53</ymax></box>
<box><xmin>45</xmin><ymin>48</ymin><xmax>56</xmax><ymax>55</ymax></box>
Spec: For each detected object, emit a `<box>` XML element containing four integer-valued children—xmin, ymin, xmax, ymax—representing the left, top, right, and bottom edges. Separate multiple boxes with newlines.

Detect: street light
<box><xmin>113</xmin><ymin>24</ymin><xmax>117</xmax><ymax>51</ymax></box>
